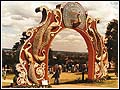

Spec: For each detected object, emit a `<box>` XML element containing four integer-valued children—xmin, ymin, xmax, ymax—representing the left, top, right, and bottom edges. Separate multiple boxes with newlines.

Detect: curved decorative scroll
<box><xmin>86</xmin><ymin>17</ymin><xmax>108</xmax><ymax>79</ymax></box>
<box><xmin>16</xmin><ymin>28</ymin><xmax>35</xmax><ymax>85</ymax></box>
<box><xmin>35</xmin><ymin>6</ymin><xmax>50</xmax><ymax>24</ymax></box>
<box><xmin>32</xmin><ymin>16</ymin><xmax>51</xmax><ymax>63</ymax></box>
<box><xmin>50</xmin><ymin>8</ymin><xmax>62</xmax><ymax>36</ymax></box>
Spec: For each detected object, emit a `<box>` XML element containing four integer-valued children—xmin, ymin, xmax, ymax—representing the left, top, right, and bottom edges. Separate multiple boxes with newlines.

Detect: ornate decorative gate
<box><xmin>15</xmin><ymin>2</ymin><xmax>108</xmax><ymax>86</ymax></box>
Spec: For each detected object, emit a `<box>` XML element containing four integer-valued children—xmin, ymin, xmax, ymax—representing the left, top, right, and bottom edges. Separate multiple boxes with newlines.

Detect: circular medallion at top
<box><xmin>62</xmin><ymin>2</ymin><xmax>86</xmax><ymax>29</ymax></box>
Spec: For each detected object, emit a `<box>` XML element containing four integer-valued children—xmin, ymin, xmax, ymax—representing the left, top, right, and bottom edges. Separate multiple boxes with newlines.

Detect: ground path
<box><xmin>51</xmin><ymin>84</ymin><xmax>104</xmax><ymax>88</ymax></box>
<box><xmin>2</xmin><ymin>72</ymin><xmax>118</xmax><ymax>88</ymax></box>
<box><xmin>2</xmin><ymin>79</ymin><xmax>109</xmax><ymax>89</ymax></box>
<box><xmin>2</xmin><ymin>79</ymin><xmax>13</xmax><ymax>83</ymax></box>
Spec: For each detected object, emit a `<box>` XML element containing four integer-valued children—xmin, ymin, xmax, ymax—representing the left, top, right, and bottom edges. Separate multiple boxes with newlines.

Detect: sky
<box><xmin>1</xmin><ymin>1</ymin><xmax>119</xmax><ymax>52</ymax></box>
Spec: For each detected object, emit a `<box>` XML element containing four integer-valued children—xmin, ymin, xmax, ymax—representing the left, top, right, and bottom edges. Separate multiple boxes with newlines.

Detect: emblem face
<box><xmin>63</xmin><ymin>2</ymin><xmax>86</xmax><ymax>29</ymax></box>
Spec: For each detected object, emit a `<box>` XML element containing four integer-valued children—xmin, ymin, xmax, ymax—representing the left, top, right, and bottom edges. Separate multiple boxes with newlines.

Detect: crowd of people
<box><xmin>49</xmin><ymin>63</ymin><xmax>88</xmax><ymax>84</ymax></box>
<box><xmin>49</xmin><ymin>63</ymin><xmax>88</xmax><ymax>74</ymax></box>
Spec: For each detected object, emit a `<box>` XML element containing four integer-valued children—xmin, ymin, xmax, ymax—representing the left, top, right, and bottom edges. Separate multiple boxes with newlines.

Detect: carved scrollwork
<box><xmin>50</xmin><ymin>8</ymin><xmax>62</xmax><ymax>36</ymax></box>
<box><xmin>15</xmin><ymin>28</ymin><xmax>35</xmax><ymax>85</ymax></box>
<box><xmin>34</xmin><ymin>63</ymin><xmax>45</xmax><ymax>80</ymax></box>
<box><xmin>33</xmin><ymin>7</ymin><xmax>63</xmax><ymax>63</ymax></box>
<box><xmin>35</xmin><ymin>6</ymin><xmax>51</xmax><ymax>25</ymax></box>
<box><xmin>16</xmin><ymin>63</ymin><xmax>32</xmax><ymax>85</ymax></box>
<box><xmin>28</xmin><ymin>62</ymin><xmax>46</xmax><ymax>84</ymax></box>
<box><xmin>32</xmin><ymin>15</ymin><xmax>51</xmax><ymax>63</ymax></box>
<box><xmin>86</xmin><ymin>17</ymin><xmax>108</xmax><ymax>79</ymax></box>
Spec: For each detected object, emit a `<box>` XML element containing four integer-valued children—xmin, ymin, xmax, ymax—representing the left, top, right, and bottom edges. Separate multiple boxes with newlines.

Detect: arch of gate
<box><xmin>15</xmin><ymin>2</ymin><xmax>108</xmax><ymax>86</ymax></box>
<box><xmin>46</xmin><ymin>28</ymin><xmax>96</xmax><ymax>80</ymax></box>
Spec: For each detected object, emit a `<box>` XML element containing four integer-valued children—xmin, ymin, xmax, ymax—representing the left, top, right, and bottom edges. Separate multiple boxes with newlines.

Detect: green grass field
<box><xmin>2</xmin><ymin>72</ymin><xmax>118</xmax><ymax>88</ymax></box>
<box><xmin>49</xmin><ymin>72</ymin><xmax>118</xmax><ymax>88</ymax></box>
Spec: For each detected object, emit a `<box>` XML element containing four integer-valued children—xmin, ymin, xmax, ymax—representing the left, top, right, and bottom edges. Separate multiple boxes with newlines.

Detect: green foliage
<box><xmin>12</xmin><ymin>31</ymin><xmax>30</xmax><ymax>51</ymax></box>
<box><xmin>105</xmin><ymin>19</ymin><xmax>118</xmax><ymax>75</ymax></box>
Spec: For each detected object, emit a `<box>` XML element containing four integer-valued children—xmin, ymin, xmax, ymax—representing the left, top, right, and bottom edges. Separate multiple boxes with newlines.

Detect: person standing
<box><xmin>2</xmin><ymin>67</ymin><xmax>7</xmax><ymax>80</ymax></box>
<box><xmin>51</xmin><ymin>67</ymin><xmax>60</xmax><ymax>85</ymax></box>
<box><xmin>82</xmin><ymin>64</ymin><xmax>86</xmax><ymax>81</ymax></box>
